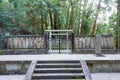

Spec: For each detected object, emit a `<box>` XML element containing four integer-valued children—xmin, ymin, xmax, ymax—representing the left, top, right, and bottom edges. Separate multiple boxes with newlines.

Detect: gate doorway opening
<box><xmin>44</xmin><ymin>30</ymin><xmax>74</xmax><ymax>54</ymax></box>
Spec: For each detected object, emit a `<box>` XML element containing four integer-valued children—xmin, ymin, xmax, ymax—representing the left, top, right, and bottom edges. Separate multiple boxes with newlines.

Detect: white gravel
<box><xmin>0</xmin><ymin>75</ymin><xmax>25</xmax><ymax>80</ymax></box>
<box><xmin>92</xmin><ymin>73</ymin><xmax>120</xmax><ymax>80</ymax></box>
<box><xmin>0</xmin><ymin>54</ymin><xmax>120</xmax><ymax>61</ymax></box>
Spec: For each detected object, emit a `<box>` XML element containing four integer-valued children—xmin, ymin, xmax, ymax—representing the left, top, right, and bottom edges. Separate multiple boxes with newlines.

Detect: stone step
<box><xmin>34</xmin><ymin>68</ymin><xmax>83</xmax><ymax>73</ymax></box>
<box><xmin>32</xmin><ymin>79</ymin><xmax>85</xmax><ymax>80</ymax></box>
<box><xmin>37</xmin><ymin>60</ymin><xmax>80</xmax><ymax>63</ymax></box>
<box><xmin>35</xmin><ymin>63</ymin><xmax>81</xmax><ymax>68</ymax></box>
<box><xmin>32</xmin><ymin>73</ymin><xmax>85</xmax><ymax>79</ymax></box>
<box><xmin>31</xmin><ymin>60</ymin><xmax>87</xmax><ymax>80</ymax></box>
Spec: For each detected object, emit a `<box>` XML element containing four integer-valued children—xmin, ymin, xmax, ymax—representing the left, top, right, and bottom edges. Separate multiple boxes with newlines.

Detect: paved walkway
<box><xmin>0</xmin><ymin>54</ymin><xmax>120</xmax><ymax>61</ymax></box>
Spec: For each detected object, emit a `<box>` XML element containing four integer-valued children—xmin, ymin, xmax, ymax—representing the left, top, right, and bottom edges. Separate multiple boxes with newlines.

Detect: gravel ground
<box><xmin>0</xmin><ymin>73</ymin><xmax>120</xmax><ymax>80</ymax></box>
<box><xmin>0</xmin><ymin>54</ymin><xmax>120</xmax><ymax>61</ymax></box>
<box><xmin>0</xmin><ymin>75</ymin><xmax>25</xmax><ymax>80</ymax></box>
<box><xmin>92</xmin><ymin>73</ymin><xmax>120</xmax><ymax>80</ymax></box>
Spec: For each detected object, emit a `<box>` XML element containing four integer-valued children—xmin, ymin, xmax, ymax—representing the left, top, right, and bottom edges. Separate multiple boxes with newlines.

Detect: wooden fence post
<box><xmin>95</xmin><ymin>35</ymin><xmax>102</xmax><ymax>56</ymax></box>
<box><xmin>44</xmin><ymin>32</ymin><xmax>48</xmax><ymax>54</ymax></box>
<box><xmin>71</xmin><ymin>32</ymin><xmax>75</xmax><ymax>53</ymax></box>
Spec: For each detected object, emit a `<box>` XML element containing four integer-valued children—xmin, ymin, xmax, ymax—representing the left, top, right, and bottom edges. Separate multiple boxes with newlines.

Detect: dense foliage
<box><xmin>0</xmin><ymin>0</ymin><xmax>118</xmax><ymax>35</ymax></box>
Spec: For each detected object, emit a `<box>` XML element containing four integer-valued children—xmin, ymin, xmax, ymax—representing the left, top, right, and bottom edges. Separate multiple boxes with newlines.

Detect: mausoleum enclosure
<box><xmin>0</xmin><ymin>30</ymin><xmax>119</xmax><ymax>54</ymax></box>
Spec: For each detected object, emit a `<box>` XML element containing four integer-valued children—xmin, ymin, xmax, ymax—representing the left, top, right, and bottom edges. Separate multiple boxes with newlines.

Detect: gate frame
<box><xmin>44</xmin><ymin>30</ymin><xmax>74</xmax><ymax>54</ymax></box>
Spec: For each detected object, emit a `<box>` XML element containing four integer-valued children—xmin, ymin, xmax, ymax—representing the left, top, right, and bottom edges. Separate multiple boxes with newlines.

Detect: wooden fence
<box><xmin>0</xmin><ymin>35</ymin><xmax>117</xmax><ymax>50</ymax></box>
<box><xmin>75</xmin><ymin>35</ymin><xmax>115</xmax><ymax>50</ymax></box>
<box><xmin>5</xmin><ymin>35</ymin><xmax>43</xmax><ymax>49</ymax></box>
<box><xmin>75</xmin><ymin>35</ymin><xmax>95</xmax><ymax>49</ymax></box>
<box><xmin>101</xmin><ymin>35</ymin><xmax>115</xmax><ymax>49</ymax></box>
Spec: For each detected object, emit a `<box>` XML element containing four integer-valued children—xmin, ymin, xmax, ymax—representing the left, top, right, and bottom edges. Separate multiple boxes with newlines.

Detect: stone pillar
<box><xmin>95</xmin><ymin>35</ymin><xmax>102</xmax><ymax>56</ymax></box>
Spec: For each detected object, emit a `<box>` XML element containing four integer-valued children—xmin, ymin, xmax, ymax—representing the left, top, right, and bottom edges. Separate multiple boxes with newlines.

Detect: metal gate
<box><xmin>44</xmin><ymin>30</ymin><xmax>74</xmax><ymax>54</ymax></box>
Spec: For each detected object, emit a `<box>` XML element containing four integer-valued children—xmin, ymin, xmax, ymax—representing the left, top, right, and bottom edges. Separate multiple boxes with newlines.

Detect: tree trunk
<box><xmin>91</xmin><ymin>0</ymin><xmax>101</xmax><ymax>35</ymax></box>
<box><xmin>41</xmin><ymin>11</ymin><xmax>44</xmax><ymax>35</ymax></box>
<box><xmin>49</xmin><ymin>12</ymin><xmax>54</xmax><ymax>29</ymax></box>
<box><xmin>33</xmin><ymin>13</ymin><xmax>37</xmax><ymax>35</ymax></box>
<box><xmin>80</xmin><ymin>0</ymin><xmax>88</xmax><ymax>35</ymax></box>
<box><xmin>117</xmin><ymin>0</ymin><xmax>120</xmax><ymax>31</ymax></box>
<box><xmin>116</xmin><ymin>0</ymin><xmax>120</xmax><ymax>51</ymax></box>
<box><xmin>66</xmin><ymin>0</ymin><xmax>70</xmax><ymax>29</ymax></box>
<box><xmin>69</xmin><ymin>0</ymin><xmax>74</xmax><ymax>29</ymax></box>
<box><xmin>47</xmin><ymin>3</ymin><xmax>54</xmax><ymax>29</ymax></box>
<box><xmin>54</xmin><ymin>10</ymin><xmax>58</xmax><ymax>30</ymax></box>
<box><xmin>45</xmin><ymin>14</ymin><xmax>48</xmax><ymax>30</ymax></box>
<box><xmin>77</xmin><ymin>0</ymin><xmax>82</xmax><ymax>35</ymax></box>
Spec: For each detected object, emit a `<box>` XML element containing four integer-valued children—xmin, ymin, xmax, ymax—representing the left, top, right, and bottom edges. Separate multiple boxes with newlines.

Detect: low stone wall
<box><xmin>0</xmin><ymin>61</ymin><xmax>30</xmax><ymax>75</ymax></box>
<box><xmin>75</xmin><ymin>49</ymin><xmax>95</xmax><ymax>54</ymax></box>
<box><xmin>0</xmin><ymin>49</ymin><xmax>116</xmax><ymax>55</ymax></box>
<box><xmin>87</xmin><ymin>61</ymin><xmax>120</xmax><ymax>73</ymax></box>
<box><xmin>0</xmin><ymin>49</ymin><xmax>45</xmax><ymax>55</ymax></box>
<box><xmin>75</xmin><ymin>49</ymin><xmax>116</xmax><ymax>54</ymax></box>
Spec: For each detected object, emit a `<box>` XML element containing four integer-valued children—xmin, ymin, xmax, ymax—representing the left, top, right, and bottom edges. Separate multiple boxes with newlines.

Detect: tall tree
<box><xmin>69</xmin><ymin>0</ymin><xmax>74</xmax><ymax>29</ymax></box>
<box><xmin>0</xmin><ymin>0</ymin><xmax>117</xmax><ymax>35</ymax></box>
<box><xmin>117</xmin><ymin>0</ymin><xmax>120</xmax><ymax>50</ymax></box>
<box><xmin>47</xmin><ymin>2</ymin><xmax>54</xmax><ymax>29</ymax></box>
<box><xmin>80</xmin><ymin>0</ymin><xmax>88</xmax><ymax>35</ymax></box>
<box><xmin>91</xmin><ymin>0</ymin><xmax>102</xmax><ymax>34</ymax></box>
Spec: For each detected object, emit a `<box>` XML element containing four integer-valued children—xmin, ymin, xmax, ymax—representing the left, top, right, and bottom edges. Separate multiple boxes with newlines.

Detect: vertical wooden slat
<box><xmin>79</xmin><ymin>38</ymin><xmax>81</xmax><ymax>48</ymax></box>
<box><xmin>107</xmin><ymin>37</ymin><xmax>111</xmax><ymax>48</ymax></box>
<box><xmin>88</xmin><ymin>37</ymin><xmax>91</xmax><ymax>48</ymax></box>
<box><xmin>101</xmin><ymin>37</ymin><xmax>104</xmax><ymax>48</ymax></box>
<box><xmin>91</xmin><ymin>36</ymin><xmax>94</xmax><ymax>49</ymax></box>
<box><xmin>39</xmin><ymin>37</ymin><xmax>41</xmax><ymax>48</ymax></box>
<box><xmin>77</xmin><ymin>38</ymin><xmax>79</xmax><ymax>48</ymax></box>
<box><xmin>41</xmin><ymin>37</ymin><xmax>43</xmax><ymax>48</ymax></box>
<box><xmin>83</xmin><ymin>37</ymin><xmax>85</xmax><ymax>48</ymax></box>
<box><xmin>110</xmin><ymin>36</ymin><xmax>114</xmax><ymax>49</ymax></box>
<box><xmin>104</xmin><ymin>37</ymin><xmax>107</xmax><ymax>48</ymax></box>
<box><xmin>85</xmin><ymin>37</ymin><xmax>87</xmax><ymax>48</ymax></box>
<box><xmin>106</xmin><ymin>37</ymin><xmax>109</xmax><ymax>48</ymax></box>
<box><xmin>102</xmin><ymin>37</ymin><xmax>105</xmax><ymax>48</ymax></box>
